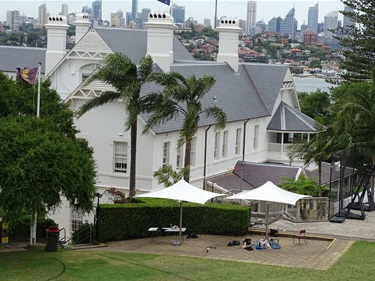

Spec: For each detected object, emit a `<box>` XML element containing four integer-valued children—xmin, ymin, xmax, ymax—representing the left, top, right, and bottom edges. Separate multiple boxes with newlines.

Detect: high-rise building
<box><xmin>268</xmin><ymin>17</ymin><xmax>282</xmax><ymax>33</ymax></box>
<box><xmin>280</xmin><ymin>8</ymin><xmax>297</xmax><ymax>40</ymax></box>
<box><xmin>324</xmin><ymin>11</ymin><xmax>338</xmax><ymax>38</ymax></box>
<box><xmin>172</xmin><ymin>4</ymin><xmax>185</xmax><ymax>24</ymax></box>
<box><xmin>38</xmin><ymin>3</ymin><xmax>48</xmax><ymax>25</ymax></box>
<box><xmin>343</xmin><ymin>5</ymin><xmax>355</xmax><ymax>27</ymax></box>
<box><xmin>132</xmin><ymin>0</ymin><xmax>138</xmax><ymax>21</ymax></box>
<box><xmin>140</xmin><ymin>8</ymin><xmax>151</xmax><ymax>29</ymax></box>
<box><xmin>307</xmin><ymin>3</ymin><xmax>319</xmax><ymax>33</ymax></box>
<box><xmin>110</xmin><ymin>9</ymin><xmax>125</xmax><ymax>28</ymax></box>
<box><xmin>246</xmin><ymin>1</ymin><xmax>257</xmax><ymax>35</ymax></box>
<box><xmin>61</xmin><ymin>3</ymin><xmax>68</xmax><ymax>18</ymax></box>
<box><xmin>204</xmin><ymin>18</ymin><xmax>211</xmax><ymax>28</ymax></box>
<box><xmin>92</xmin><ymin>0</ymin><xmax>102</xmax><ymax>23</ymax></box>
<box><xmin>6</xmin><ymin>10</ymin><xmax>20</xmax><ymax>31</ymax></box>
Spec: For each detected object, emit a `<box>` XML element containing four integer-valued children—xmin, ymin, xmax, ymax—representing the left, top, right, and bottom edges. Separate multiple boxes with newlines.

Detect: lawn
<box><xmin>0</xmin><ymin>241</ymin><xmax>374</xmax><ymax>281</ymax></box>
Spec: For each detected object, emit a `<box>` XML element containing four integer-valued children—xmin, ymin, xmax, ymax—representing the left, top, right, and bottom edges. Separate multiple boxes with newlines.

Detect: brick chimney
<box><xmin>217</xmin><ymin>17</ymin><xmax>241</xmax><ymax>72</ymax></box>
<box><xmin>144</xmin><ymin>12</ymin><xmax>174</xmax><ymax>72</ymax></box>
<box><xmin>45</xmin><ymin>15</ymin><xmax>69</xmax><ymax>74</ymax></box>
<box><xmin>73</xmin><ymin>13</ymin><xmax>91</xmax><ymax>44</ymax></box>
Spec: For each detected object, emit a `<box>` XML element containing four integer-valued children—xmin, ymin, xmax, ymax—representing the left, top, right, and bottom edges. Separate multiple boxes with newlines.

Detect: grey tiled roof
<box><xmin>140</xmin><ymin>63</ymin><xmax>270</xmax><ymax>134</ymax></box>
<box><xmin>95</xmin><ymin>28</ymin><xmax>194</xmax><ymax>64</ymax></box>
<box><xmin>208</xmin><ymin>160</ymin><xmax>336</xmax><ymax>192</ymax></box>
<box><xmin>267</xmin><ymin>101</ymin><xmax>325</xmax><ymax>132</ymax></box>
<box><xmin>0</xmin><ymin>46</ymin><xmax>46</xmax><ymax>74</ymax></box>
<box><xmin>238</xmin><ymin>63</ymin><xmax>289</xmax><ymax>113</ymax></box>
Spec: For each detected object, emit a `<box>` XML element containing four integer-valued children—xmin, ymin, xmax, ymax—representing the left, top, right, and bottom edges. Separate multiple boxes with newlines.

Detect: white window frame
<box><xmin>222</xmin><ymin>131</ymin><xmax>228</xmax><ymax>158</ymax></box>
<box><xmin>253</xmin><ymin>125</ymin><xmax>259</xmax><ymax>150</ymax></box>
<box><xmin>162</xmin><ymin>141</ymin><xmax>170</xmax><ymax>167</ymax></box>
<box><xmin>176</xmin><ymin>145</ymin><xmax>183</xmax><ymax>169</ymax></box>
<box><xmin>235</xmin><ymin>128</ymin><xmax>242</xmax><ymax>155</ymax></box>
<box><xmin>71</xmin><ymin>208</ymin><xmax>84</xmax><ymax>233</ymax></box>
<box><xmin>214</xmin><ymin>132</ymin><xmax>220</xmax><ymax>159</ymax></box>
<box><xmin>113</xmin><ymin>141</ymin><xmax>128</xmax><ymax>173</ymax></box>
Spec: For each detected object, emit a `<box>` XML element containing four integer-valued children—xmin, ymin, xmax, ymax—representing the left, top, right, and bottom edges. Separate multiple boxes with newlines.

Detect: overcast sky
<box><xmin>1</xmin><ymin>0</ymin><xmax>345</xmax><ymax>26</ymax></box>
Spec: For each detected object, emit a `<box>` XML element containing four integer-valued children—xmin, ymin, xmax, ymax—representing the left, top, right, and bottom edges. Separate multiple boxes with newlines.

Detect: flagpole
<box><xmin>30</xmin><ymin>62</ymin><xmax>41</xmax><ymax>246</ymax></box>
<box><xmin>37</xmin><ymin>62</ymin><xmax>41</xmax><ymax>118</ymax></box>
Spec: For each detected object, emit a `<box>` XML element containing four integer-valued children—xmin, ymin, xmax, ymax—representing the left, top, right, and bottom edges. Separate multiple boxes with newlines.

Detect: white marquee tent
<box><xmin>135</xmin><ymin>179</ymin><xmax>224</xmax><ymax>242</ymax></box>
<box><xmin>225</xmin><ymin>181</ymin><xmax>310</xmax><ymax>237</ymax></box>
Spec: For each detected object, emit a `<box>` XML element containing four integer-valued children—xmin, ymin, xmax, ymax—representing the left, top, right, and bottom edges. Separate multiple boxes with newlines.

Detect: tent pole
<box><xmin>265</xmin><ymin>202</ymin><xmax>270</xmax><ymax>239</ymax></box>
<box><xmin>179</xmin><ymin>201</ymin><xmax>183</xmax><ymax>242</ymax></box>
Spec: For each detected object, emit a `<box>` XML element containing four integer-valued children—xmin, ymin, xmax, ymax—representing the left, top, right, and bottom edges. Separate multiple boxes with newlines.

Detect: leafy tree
<box><xmin>76</xmin><ymin>53</ymin><xmax>154</xmax><ymax>197</ymax></box>
<box><xmin>328</xmin><ymin>81</ymin><xmax>375</xmax><ymax>156</ymax></box>
<box><xmin>153</xmin><ymin>165</ymin><xmax>189</xmax><ymax>187</ymax></box>
<box><xmin>142</xmin><ymin>73</ymin><xmax>227</xmax><ymax>182</ymax></box>
<box><xmin>279</xmin><ymin>174</ymin><xmax>329</xmax><ymax>197</ymax></box>
<box><xmin>298</xmin><ymin>90</ymin><xmax>331</xmax><ymax>125</ymax></box>
<box><xmin>288</xmin><ymin>132</ymin><xmax>333</xmax><ymax>186</ymax></box>
<box><xmin>334</xmin><ymin>0</ymin><xmax>375</xmax><ymax>81</ymax></box>
<box><xmin>309</xmin><ymin>59</ymin><xmax>321</xmax><ymax>68</ymax></box>
<box><xmin>0</xmin><ymin>73</ymin><xmax>96</xmax><ymax>224</ymax></box>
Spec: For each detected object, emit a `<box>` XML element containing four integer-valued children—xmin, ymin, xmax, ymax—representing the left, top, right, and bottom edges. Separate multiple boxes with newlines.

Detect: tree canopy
<box><xmin>0</xmin><ymin>73</ymin><xmax>96</xmax><ymax>224</ymax></box>
<box><xmin>334</xmin><ymin>0</ymin><xmax>375</xmax><ymax>81</ymax></box>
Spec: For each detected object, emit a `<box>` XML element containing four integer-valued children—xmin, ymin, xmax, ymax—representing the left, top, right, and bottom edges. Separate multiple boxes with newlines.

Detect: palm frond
<box><xmin>204</xmin><ymin>106</ymin><xmax>227</xmax><ymax>130</ymax></box>
<box><xmin>76</xmin><ymin>91</ymin><xmax>121</xmax><ymax>117</ymax></box>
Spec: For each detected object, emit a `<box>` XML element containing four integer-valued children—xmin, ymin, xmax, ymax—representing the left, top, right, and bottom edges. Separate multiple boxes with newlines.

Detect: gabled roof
<box><xmin>0</xmin><ymin>45</ymin><xmax>46</xmax><ymax>74</ymax></box>
<box><xmin>95</xmin><ymin>28</ymin><xmax>194</xmax><ymax>63</ymax></box>
<box><xmin>267</xmin><ymin>101</ymin><xmax>325</xmax><ymax>132</ymax></box>
<box><xmin>139</xmin><ymin>62</ymin><xmax>271</xmax><ymax>134</ymax></box>
<box><xmin>238</xmin><ymin>63</ymin><xmax>289</xmax><ymax>113</ymax></box>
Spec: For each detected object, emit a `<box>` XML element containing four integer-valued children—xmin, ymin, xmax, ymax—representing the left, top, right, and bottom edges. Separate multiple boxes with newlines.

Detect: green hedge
<box><xmin>97</xmin><ymin>199</ymin><xmax>251</xmax><ymax>242</ymax></box>
<box><xmin>5</xmin><ymin>218</ymin><xmax>57</xmax><ymax>242</ymax></box>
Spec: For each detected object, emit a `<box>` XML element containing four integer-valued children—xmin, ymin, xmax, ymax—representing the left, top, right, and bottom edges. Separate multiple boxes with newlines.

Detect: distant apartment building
<box><xmin>38</xmin><ymin>4</ymin><xmax>48</xmax><ymax>25</ymax></box>
<box><xmin>110</xmin><ymin>10</ymin><xmax>125</xmax><ymax>28</ymax></box>
<box><xmin>307</xmin><ymin>3</ymin><xmax>319</xmax><ymax>33</ymax></box>
<box><xmin>343</xmin><ymin>6</ymin><xmax>355</xmax><ymax>27</ymax></box>
<box><xmin>255</xmin><ymin>20</ymin><xmax>267</xmax><ymax>34</ymax></box>
<box><xmin>92</xmin><ymin>0</ymin><xmax>102</xmax><ymax>26</ymax></box>
<box><xmin>6</xmin><ymin>10</ymin><xmax>20</xmax><ymax>31</ymax></box>
<box><xmin>204</xmin><ymin>18</ymin><xmax>211</xmax><ymax>28</ymax></box>
<box><xmin>246</xmin><ymin>1</ymin><xmax>257</xmax><ymax>35</ymax></box>
<box><xmin>238</xmin><ymin>19</ymin><xmax>246</xmax><ymax>35</ymax></box>
<box><xmin>304</xmin><ymin>31</ymin><xmax>318</xmax><ymax>46</ymax></box>
<box><xmin>131</xmin><ymin>0</ymin><xmax>138</xmax><ymax>21</ymax></box>
<box><xmin>140</xmin><ymin>8</ymin><xmax>151</xmax><ymax>29</ymax></box>
<box><xmin>324</xmin><ymin>11</ymin><xmax>338</xmax><ymax>38</ymax></box>
<box><xmin>268</xmin><ymin>17</ymin><xmax>282</xmax><ymax>33</ymax></box>
<box><xmin>61</xmin><ymin>3</ymin><xmax>68</xmax><ymax>18</ymax></box>
<box><xmin>280</xmin><ymin>8</ymin><xmax>297</xmax><ymax>40</ymax></box>
<box><xmin>172</xmin><ymin>4</ymin><xmax>185</xmax><ymax>24</ymax></box>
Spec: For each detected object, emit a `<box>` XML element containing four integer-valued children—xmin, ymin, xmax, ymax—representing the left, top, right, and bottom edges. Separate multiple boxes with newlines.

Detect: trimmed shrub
<box><xmin>97</xmin><ymin>199</ymin><xmax>251</xmax><ymax>242</ymax></box>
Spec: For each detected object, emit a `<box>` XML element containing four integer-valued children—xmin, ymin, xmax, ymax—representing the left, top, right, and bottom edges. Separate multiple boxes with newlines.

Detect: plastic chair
<box><xmin>293</xmin><ymin>230</ymin><xmax>307</xmax><ymax>244</ymax></box>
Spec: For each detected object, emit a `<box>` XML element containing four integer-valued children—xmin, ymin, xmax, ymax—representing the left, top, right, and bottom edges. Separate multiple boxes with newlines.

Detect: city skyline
<box><xmin>1</xmin><ymin>1</ymin><xmax>344</xmax><ymax>27</ymax></box>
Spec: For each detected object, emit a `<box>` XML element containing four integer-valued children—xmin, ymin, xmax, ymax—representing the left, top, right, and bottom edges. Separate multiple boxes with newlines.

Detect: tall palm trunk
<box><xmin>129</xmin><ymin>121</ymin><xmax>137</xmax><ymax>197</ymax></box>
<box><xmin>184</xmin><ymin>139</ymin><xmax>192</xmax><ymax>182</ymax></box>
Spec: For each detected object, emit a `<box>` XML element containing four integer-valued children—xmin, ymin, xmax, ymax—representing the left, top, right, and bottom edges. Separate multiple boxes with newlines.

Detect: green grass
<box><xmin>0</xmin><ymin>241</ymin><xmax>374</xmax><ymax>281</ymax></box>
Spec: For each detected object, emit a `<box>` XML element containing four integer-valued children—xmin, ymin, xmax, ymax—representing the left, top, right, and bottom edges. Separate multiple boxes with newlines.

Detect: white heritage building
<box><xmin>0</xmin><ymin>12</ymin><xmax>323</xmax><ymax>235</ymax></box>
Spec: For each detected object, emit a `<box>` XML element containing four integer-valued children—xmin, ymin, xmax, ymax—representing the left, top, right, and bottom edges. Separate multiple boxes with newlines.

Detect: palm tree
<box><xmin>76</xmin><ymin>53</ymin><xmax>154</xmax><ymax>197</ymax></box>
<box><xmin>288</xmin><ymin>131</ymin><xmax>333</xmax><ymax>187</ymax></box>
<box><xmin>142</xmin><ymin>72</ymin><xmax>227</xmax><ymax>182</ymax></box>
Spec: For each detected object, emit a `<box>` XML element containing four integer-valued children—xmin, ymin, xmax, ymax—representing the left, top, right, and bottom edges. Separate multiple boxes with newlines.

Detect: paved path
<box><xmin>254</xmin><ymin>208</ymin><xmax>375</xmax><ymax>242</ymax></box>
<box><xmin>90</xmin><ymin>234</ymin><xmax>353</xmax><ymax>270</ymax></box>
